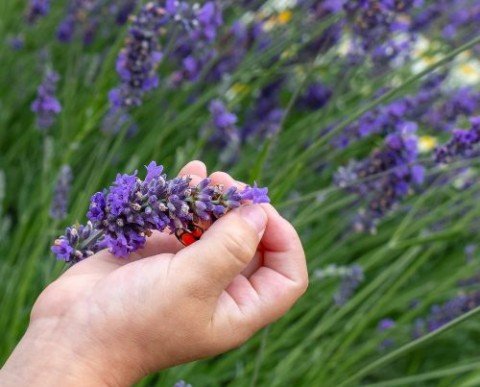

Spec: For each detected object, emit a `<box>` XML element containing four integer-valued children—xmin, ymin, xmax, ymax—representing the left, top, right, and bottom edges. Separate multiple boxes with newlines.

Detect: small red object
<box><xmin>176</xmin><ymin>222</ymin><xmax>204</xmax><ymax>246</ymax></box>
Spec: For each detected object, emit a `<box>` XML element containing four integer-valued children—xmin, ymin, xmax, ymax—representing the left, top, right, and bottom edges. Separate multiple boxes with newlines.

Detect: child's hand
<box><xmin>1</xmin><ymin>161</ymin><xmax>308</xmax><ymax>387</ymax></box>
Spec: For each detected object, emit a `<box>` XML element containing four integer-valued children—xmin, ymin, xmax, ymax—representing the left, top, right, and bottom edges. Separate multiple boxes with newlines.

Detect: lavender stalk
<box><xmin>52</xmin><ymin>161</ymin><xmax>269</xmax><ymax>263</ymax></box>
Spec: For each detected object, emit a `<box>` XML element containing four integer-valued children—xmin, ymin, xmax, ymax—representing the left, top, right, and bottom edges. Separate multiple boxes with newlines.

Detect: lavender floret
<box><xmin>240</xmin><ymin>183</ymin><xmax>270</xmax><ymax>204</ymax></box>
<box><xmin>51</xmin><ymin>222</ymin><xmax>100</xmax><ymax>264</ymax></box>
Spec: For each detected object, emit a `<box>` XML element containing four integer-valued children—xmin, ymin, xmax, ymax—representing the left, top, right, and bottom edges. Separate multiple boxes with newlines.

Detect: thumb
<box><xmin>175</xmin><ymin>205</ymin><xmax>268</xmax><ymax>296</ymax></box>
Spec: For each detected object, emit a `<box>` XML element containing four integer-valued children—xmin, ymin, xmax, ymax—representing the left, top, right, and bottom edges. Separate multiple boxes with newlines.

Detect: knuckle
<box><xmin>291</xmin><ymin>272</ymin><xmax>309</xmax><ymax>297</ymax></box>
<box><xmin>298</xmin><ymin>275</ymin><xmax>309</xmax><ymax>295</ymax></box>
<box><xmin>209</xmin><ymin>326</ymin><xmax>253</xmax><ymax>353</ymax></box>
<box><xmin>181</xmin><ymin>275</ymin><xmax>215</xmax><ymax>303</ymax></box>
<box><xmin>220</xmin><ymin>228</ymin><xmax>256</xmax><ymax>265</ymax></box>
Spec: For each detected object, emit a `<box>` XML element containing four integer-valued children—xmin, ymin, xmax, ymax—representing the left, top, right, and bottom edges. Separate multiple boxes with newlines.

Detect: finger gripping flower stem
<box><xmin>51</xmin><ymin>161</ymin><xmax>269</xmax><ymax>263</ymax></box>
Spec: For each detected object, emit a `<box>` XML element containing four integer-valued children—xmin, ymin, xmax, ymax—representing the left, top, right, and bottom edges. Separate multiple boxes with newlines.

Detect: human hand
<box><xmin>0</xmin><ymin>161</ymin><xmax>308</xmax><ymax>387</ymax></box>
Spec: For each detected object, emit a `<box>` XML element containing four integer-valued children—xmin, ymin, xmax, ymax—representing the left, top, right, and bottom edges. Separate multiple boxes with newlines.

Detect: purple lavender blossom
<box><xmin>412</xmin><ymin>1</ymin><xmax>480</xmax><ymax>48</ymax></box>
<box><xmin>53</xmin><ymin>162</ymin><xmax>270</xmax><ymax>260</ymax></box>
<box><xmin>297</xmin><ymin>82</ymin><xmax>332</xmax><ymax>110</ymax></box>
<box><xmin>334</xmin><ymin>264</ymin><xmax>364</xmax><ymax>306</ymax></box>
<box><xmin>173</xmin><ymin>381</ymin><xmax>192</xmax><ymax>387</ymax></box>
<box><xmin>413</xmin><ymin>291</ymin><xmax>480</xmax><ymax>337</ymax></box>
<box><xmin>336</xmin><ymin>75</ymin><xmax>446</xmax><ymax>148</ymax></box>
<box><xmin>113</xmin><ymin>1</ymin><xmax>138</xmax><ymax>25</ymax></box>
<box><xmin>31</xmin><ymin>69</ymin><xmax>62</xmax><ymax>130</ymax></box>
<box><xmin>51</xmin><ymin>222</ymin><xmax>101</xmax><ymax>264</ymax></box>
<box><xmin>56</xmin><ymin>0</ymin><xmax>137</xmax><ymax>44</ymax></box>
<box><xmin>458</xmin><ymin>270</ymin><xmax>480</xmax><ymax>288</ymax></box>
<box><xmin>170</xmin><ymin>1</ymin><xmax>223</xmax><ymax>85</ymax></box>
<box><xmin>50</xmin><ymin>165</ymin><xmax>73</xmax><ymax>220</ymax></box>
<box><xmin>56</xmin><ymin>0</ymin><xmax>103</xmax><ymax>44</ymax></box>
<box><xmin>102</xmin><ymin>110</ymin><xmax>138</xmax><ymax>137</ymax></box>
<box><xmin>209</xmin><ymin>100</ymin><xmax>239</xmax><ymax>145</ymax></box>
<box><xmin>377</xmin><ymin>318</ymin><xmax>396</xmax><ymax>350</ymax></box>
<box><xmin>26</xmin><ymin>0</ymin><xmax>50</xmax><ymax>24</ymax></box>
<box><xmin>343</xmin><ymin>0</ymin><xmax>420</xmax><ymax>62</ymax></box>
<box><xmin>208</xmin><ymin>100</ymin><xmax>240</xmax><ymax>161</ymax></box>
<box><xmin>297</xmin><ymin>0</ymin><xmax>344</xmax><ymax>57</ymax></box>
<box><xmin>207</xmin><ymin>20</ymin><xmax>270</xmax><ymax>82</ymax></box>
<box><xmin>242</xmin><ymin>80</ymin><xmax>285</xmax><ymax>141</ymax></box>
<box><xmin>335</xmin><ymin>123</ymin><xmax>424</xmax><ymax>232</ymax></box>
<box><xmin>378</xmin><ymin>318</ymin><xmax>395</xmax><ymax>331</ymax></box>
<box><xmin>56</xmin><ymin>16</ymin><xmax>76</xmax><ymax>43</ymax></box>
<box><xmin>425</xmin><ymin>88</ymin><xmax>480</xmax><ymax>132</ymax></box>
<box><xmin>7</xmin><ymin>35</ymin><xmax>25</xmax><ymax>51</ymax></box>
<box><xmin>434</xmin><ymin>117</ymin><xmax>480</xmax><ymax>164</ymax></box>
<box><xmin>109</xmin><ymin>2</ymin><xmax>168</xmax><ymax>110</ymax></box>
<box><xmin>297</xmin><ymin>0</ymin><xmax>420</xmax><ymax>63</ymax></box>
<box><xmin>240</xmin><ymin>183</ymin><xmax>270</xmax><ymax>204</ymax></box>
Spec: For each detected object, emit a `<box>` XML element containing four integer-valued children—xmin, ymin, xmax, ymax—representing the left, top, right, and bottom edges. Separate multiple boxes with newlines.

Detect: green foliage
<box><xmin>1</xmin><ymin>1</ymin><xmax>480</xmax><ymax>386</ymax></box>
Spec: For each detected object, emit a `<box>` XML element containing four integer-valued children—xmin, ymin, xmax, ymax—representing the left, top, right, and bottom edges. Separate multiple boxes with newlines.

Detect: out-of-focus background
<box><xmin>2</xmin><ymin>0</ymin><xmax>480</xmax><ymax>385</ymax></box>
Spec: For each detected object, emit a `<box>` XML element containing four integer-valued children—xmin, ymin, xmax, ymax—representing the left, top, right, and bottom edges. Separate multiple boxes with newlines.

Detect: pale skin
<box><xmin>0</xmin><ymin>161</ymin><xmax>308</xmax><ymax>387</ymax></box>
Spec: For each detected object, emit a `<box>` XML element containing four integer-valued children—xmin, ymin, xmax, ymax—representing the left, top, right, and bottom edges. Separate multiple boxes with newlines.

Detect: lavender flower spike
<box><xmin>434</xmin><ymin>117</ymin><xmax>480</xmax><ymax>164</ymax></box>
<box><xmin>109</xmin><ymin>2</ymin><xmax>169</xmax><ymax>110</ymax></box>
<box><xmin>31</xmin><ymin>69</ymin><xmax>62</xmax><ymax>130</ymax></box>
<box><xmin>52</xmin><ymin>161</ymin><xmax>270</xmax><ymax>261</ymax></box>
<box><xmin>333</xmin><ymin>264</ymin><xmax>364</xmax><ymax>306</ymax></box>
<box><xmin>413</xmin><ymin>291</ymin><xmax>480</xmax><ymax>337</ymax></box>
<box><xmin>26</xmin><ymin>0</ymin><xmax>50</xmax><ymax>24</ymax></box>
<box><xmin>50</xmin><ymin>165</ymin><xmax>73</xmax><ymax>220</ymax></box>
<box><xmin>208</xmin><ymin>100</ymin><xmax>240</xmax><ymax>162</ymax></box>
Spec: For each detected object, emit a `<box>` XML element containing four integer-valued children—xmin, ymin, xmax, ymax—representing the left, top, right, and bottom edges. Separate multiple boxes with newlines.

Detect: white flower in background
<box><xmin>269</xmin><ymin>0</ymin><xmax>297</xmax><ymax>11</ymax></box>
<box><xmin>450</xmin><ymin>52</ymin><xmax>480</xmax><ymax>86</ymax></box>
<box><xmin>418</xmin><ymin>135</ymin><xmax>438</xmax><ymax>154</ymax></box>
<box><xmin>411</xmin><ymin>35</ymin><xmax>443</xmax><ymax>74</ymax></box>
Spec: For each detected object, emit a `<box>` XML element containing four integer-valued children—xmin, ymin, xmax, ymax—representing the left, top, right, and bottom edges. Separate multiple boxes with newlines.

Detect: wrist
<box><xmin>0</xmin><ymin>318</ymin><xmax>142</xmax><ymax>387</ymax></box>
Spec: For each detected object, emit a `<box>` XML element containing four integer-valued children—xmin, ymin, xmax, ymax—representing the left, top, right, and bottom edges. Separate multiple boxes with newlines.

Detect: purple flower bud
<box><xmin>240</xmin><ymin>183</ymin><xmax>270</xmax><ymax>204</ymax></box>
<box><xmin>378</xmin><ymin>318</ymin><xmax>396</xmax><ymax>331</ymax></box>
<box><xmin>51</xmin><ymin>222</ymin><xmax>99</xmax><ymax>263</ymax></box>
<box><xmin>51</xmin><ymin>238</ymin><xmax>75</xmax><ymax>261</ymax></box>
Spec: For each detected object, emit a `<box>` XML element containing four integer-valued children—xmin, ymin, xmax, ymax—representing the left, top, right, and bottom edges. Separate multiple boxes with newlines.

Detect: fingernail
<box><xmin>239</xmin><ymin>205</ymin><xmax>267</xmax><ymax>236</ymax></box>
<box><xmin>235</xmin><ymin>180</ymin><xmax>247</xmax><ymax>189</ymax></box>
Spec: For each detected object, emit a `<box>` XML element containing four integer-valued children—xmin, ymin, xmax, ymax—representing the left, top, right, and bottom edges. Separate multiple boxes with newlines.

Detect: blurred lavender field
<box><xmin>2</xmin><ymin>0</ymin><xmax>480</xmax><ymax>385</ymax></box>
